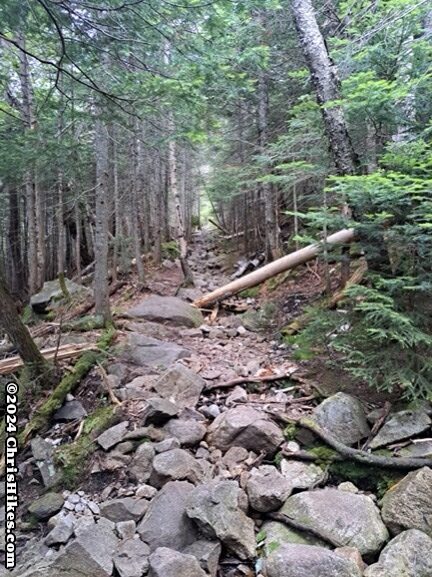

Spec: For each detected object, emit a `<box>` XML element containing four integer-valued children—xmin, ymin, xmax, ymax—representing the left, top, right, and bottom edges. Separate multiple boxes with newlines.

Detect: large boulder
<box><xmin>246</xmin><ymin>465</ymin><xmax>292</xmax><ymax>512</ymax></box>
<box><xmin>137</xmin><ymin>481</ymin><xmax>198</xmax><ymax>551</ymax></box>
<box><xmin>31</xmin><ymin>279</ymin><xmax>90</xmax><ymax>313</ymax></box>
<box><xmin>281</xmin><ymin>488</ymin><xmax>389</xmax><ymax>555</ymax></box>
<box><xmin>150</xmin><ymin>449</ymin><xmax>205</xmax><ymax>487</ymax></box>
<box><xmin>186</xmin><ymin>480</ymin><xmax>256</xmax><ymax>560</ymax></box>
<box><xmin>148</xmin><ymin>547</ymin><xmax>207</xmax><ymax>577</ymax></box>
<box><xmin>207</xmin><ymin>406</ymin><xmax>283</xmax><ymax>455</ymax></box>
<box><xmin>183</xmin><ymin>540</ymin><xmax>221</xmax><ymax>577</ymax></box>
<box><xmin>113</xmin><ymin>537</ymin><xmax>150</xmax><ymax>577</ymax></box>
<box><xmin>153</xmin><ymin>364</ymin><xmax>206</xmax><ymax>409</ymax></box>
<box><xmin>381</xmin><ymin>467</ymin><xmax>432</xmax><ymax>536</ymax></box>
<box><xmin>369</xmin><ymin>410</ymin><xmax>431</xmax><ymax>449</ymax></box>
<box><xmin>123</xmin><ymin>334</ymin><xmax>191</xmax><ymax>369</ymax></box>
<box><xmin>126</xmin><ymin>296</ymin><xmax>204</xmax><ymax>328</ymax></box>
<box><xmin>364</xmin><ymin>529</ymin><xmax>432</xmax><ymax>577</ymax></box>
<box><xmin>265</xmin><ymin>543</ymin><xmax>362</xmax><ymax>577</ymax></box>
<box><xmin>311</xmin><ymin>392</ymin><xmax>370</xmax><ymax>446</ymax></box>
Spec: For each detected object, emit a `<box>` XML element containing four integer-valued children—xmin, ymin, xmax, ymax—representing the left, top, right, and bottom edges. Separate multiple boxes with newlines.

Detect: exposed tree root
<box><xmin>267</xmin><ymin>512</ymin><xmax>336</xmax><ymax>547</ymax></box>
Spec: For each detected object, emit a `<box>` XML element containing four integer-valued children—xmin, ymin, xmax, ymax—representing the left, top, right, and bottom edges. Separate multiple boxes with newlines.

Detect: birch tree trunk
<box><xmin>291</xmin><ymin>0</ymin><xmax>358</xmax><ymax>175</ymax></box>
<box><xmin>94</xmin><ymin>118</ymin><xmax>112</xmax><ymax>324</ymax></box>
<box><xmin>168</xmin><ymin>114</ymin><xmax>194</xmax><ymax>286</ymax></box>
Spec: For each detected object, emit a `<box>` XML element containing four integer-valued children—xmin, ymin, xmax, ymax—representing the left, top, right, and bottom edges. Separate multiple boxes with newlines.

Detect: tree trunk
<box><xmin>194</xmin><ymin>228</ymin><xmax>355</xmax><ymax>308</ymax></box>
<box><xmin>291</xmin><ymin>0</ymin><xmax>358</xmax><ymax>175</ymax></box>
<box><xmin>94</xmin><ymin>119</ymin><xmax>112</xmax><ymax>324</ymax></box>
<box><xmin>0</xmin><ymin>268</ymin><xmax>49</xmax><ymax>376</ymax></box>
<box><xmin>168</xmin><ymin>114</ymin><xmax>194</xmax><ymax>286</ymax></box>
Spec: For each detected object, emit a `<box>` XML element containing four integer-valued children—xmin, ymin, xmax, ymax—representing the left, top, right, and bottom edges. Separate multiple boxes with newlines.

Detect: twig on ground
<box><xmin>205</xmin><ymin>368</ymin><xmax>299</xmax><ymax>391</ymax></box>
<box><xmin>97</xmin><ymin>362</ymin><xmax>122</xmax><ymax>406</ymax></box>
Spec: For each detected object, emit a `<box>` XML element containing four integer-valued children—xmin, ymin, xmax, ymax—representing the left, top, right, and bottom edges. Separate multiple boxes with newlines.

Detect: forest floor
<box><xmin>3</xmin><ymin>229</ymin><xmax>431</xmax><ymax>577</ymax></box>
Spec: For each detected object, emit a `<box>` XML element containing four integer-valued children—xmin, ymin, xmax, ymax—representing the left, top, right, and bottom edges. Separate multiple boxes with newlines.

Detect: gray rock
<box><xmin>124</xmin><ymin>333</ymin><xmax>191</xmax><ymax>369</ymax></box>
<box><xmin>116</xmin><ymin>520</ymin><xmax>137</xmax><ymax>540</ymax></box>
<box><xmin>207</xmin><ymin>406</ymin><xmax>283</xmax><ymax>455</ymax></box>
<box><xmin>28</xmin><ymin>493</ymin><xmax>65</xmax><ymax>520</ymax></box>
<box><xmin>186</xmin><ymin>480</ymin><xmax>256</xmax><ymax>560</ymax></box>
<box><xmin>265</xmin><ymin>543</ymin><xmax>362</xmax><ymax>577</ymax></box>
<box><xmin>137</xmin><ymin>481</ymin><xmax>198</xmax><ymax>551</ymax></box>
<box><xmin>129</xmin><ymin>442</ymin><xmax>156</xmax><ymax>483</ymax></box>
<box><xmin>281</xmin><ymin>488</ymin><xmax>389</xmax><ymax>555</ymax></box>
<box><xmin>163</xmin><ymin>419</ymin><xmax>207</xmax><ymax>447</ymax></box>
<box><xmin>311</xmin><ymin>392</ymin><xmax>370</xmax><ymax>446</ymax></box>
<box><xmin>260</xmin><ymin>521</ymin><xmax>330</xmax><ymax>557</ymax></box>
<box><xmin>135</xmin><ymin>484</ymin><xmax>158</xmax><ymax>499</ymax></box>
<box><xmin>54</xmin><ymin>400</ymin><xmax>87</xmax><ymax>422</ymax></box>
<box><xmin>54</xmin><ymin>518</ymin><xmax>119</xmax><ymax>576</ymax></box>
<box><xmin>364</xmin><ymin>529</ymin><xmax>432</xmax><ymax>577</ymax></box>
<box><xmin>280</xmin><ymin>460</ymin><xmax>327</xmax><ymax>489</ymax></box>
<box><xmin>226</xmin><ymin>386</ymin><xmax>248</xmax><ymax>407</ymax></box>
<box><xmin>142</xmin><ymin>398</ymin><xmax>179</xmax><ymax>426</ymax></box>
<box><xmin>222</xmin><ymin>446</ymin><xmax>250</xmax><ymax>472</ymax></box>
<box><xmin>151</xmin><ymin>449</ymin><xmax>204</xmax><ymax>487</ymax></box>
<box><xmin>246</xmin><ymin>465</ymin><xmax>292</xmax><ymax>512</ymax></box>
<box><xmin>125</xmin><ymin>296</ymin><xmax>204</xmax><ymax>328</ymax></box>
<box><xmin>183</xmin><ymin>540</ymin><xmax>221</xmax><ymax>577</ymax></box>
<box><xmin>381</xmin><ymin>467</ymin><xmax>432</xmax><ymax>536</ymax></box>
<box><xmin>154</xmin><ymin>437</ymin><xmax>181</xmax><ymax>453</ymax></box>
<box><xmin>154</xmin><ymin>364</ymin><xmax>205</xmax><ymax>409</ymax></box>
<box><xmin>31</xmin><ymin>279</ymin><xmax>90</xmax><ymax>313</ymax></box>
<box><xmin>369</xmin><ymin>410</ymin><xmax>431</xmax><ymax>449</ymax></box>
<box><xmin>148</xmin><ymin>547</ymin><xmax>207</xmax><ymax>577</ymax></box>
<box><xmin>100</xmin><ymin>498</ymin><xmax>149</xmax><ymax>523</ymax></box>
<box><xmin>31</xmin><ymin>437</ymin><xmax>61</xmax><ymax>488</ymax></box>
<box><xmin>44</xmin><ymin>514</ymin><xmax>74</xmax><ymax>546</ymax></box>
<box><xmin>113</xmin><ymin>537</ymin><xmax>150</xmax><ymax>577</ymax></box>
<box><xmin>97</xmin><ymin>421</ymin><xmax>129</xmax><ymax>451</ymax></box>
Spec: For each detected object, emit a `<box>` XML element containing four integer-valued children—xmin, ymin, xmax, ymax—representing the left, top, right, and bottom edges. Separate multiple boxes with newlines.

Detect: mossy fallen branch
<box><xmin>55</xmin><ymin>404</ymin><xmax>119</xmax><ymax>488</ymax></box>
<box><xmin>299</xmin><ymin>417</ymin><xmax>432</xmax><ymax>470</ymax></box>
<box><xmin>19</xmin><ymin>326</ymin><xmax>116</xmax><ymax>446</ymax></box>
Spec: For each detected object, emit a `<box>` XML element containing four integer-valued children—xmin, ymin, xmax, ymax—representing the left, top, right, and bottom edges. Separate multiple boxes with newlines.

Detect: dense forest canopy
<box><xmin>0</xmin><ymin>0</ymin><xmax>431</xmax><ymax>399</ymax></box>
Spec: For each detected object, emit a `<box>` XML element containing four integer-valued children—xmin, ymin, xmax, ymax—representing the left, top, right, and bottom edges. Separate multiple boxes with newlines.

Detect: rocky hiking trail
<box><xmin>2</xmin><ymin>230</ymin><xmax>432</xmax><ymax>577</ymax></box>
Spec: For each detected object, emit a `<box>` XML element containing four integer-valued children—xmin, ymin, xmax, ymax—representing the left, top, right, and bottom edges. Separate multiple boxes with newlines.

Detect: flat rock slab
<box><xmin>281</xmin><ymin>460</ymin><xmax>327</xmax><ymax>489</ymax></box>
<box><xmin>125</xmin><ymin>296</ymin><xmax>204</xmax><ymax>328</ymax></box>
<box><xmin>153</xmin><ymin>364</ymin><xmax>205</xmax><ymax>409</ymax></box>
<box><xmin>137</xmin><ymin>481</ymin><xmax>198</xmax><ymax>551</ymax></box>
<box><xmin>281</xmin><ymin>488</ymin><xmax>389</xmax><ymax>556</ymax></box>
<box><xmin>148</xmin><ymin>547</ymin><xmax>207</xmax><ymax>577</ymax></box>
<box><xmin>369</xmin><ymin>410</ymin><xmax>431</xmax><ymax>449</ymax></box>
<box><xmin>364</xmin><ymin>529</ymin><xmax>432</xmax><ymax>577</ymax></box>
<box><xmin>381</xmin><ymin>467</ymin><xmax>432</xmax><ymax>536</ymax></box>
<box><xmin>123</xmin><ymin>334</ymin><xmax>191</xmax><ymax>369</ymax></box>
<box><xmin>261</xmin><ymin>521</ymin><xmax>330</xmax><ymax>557</ymax></box>
<box><xmin>265</xmin><ymin>543</ymin><xmax>362</xmax><ymax>577</ymax></box>
<box><xmin>311</xmin><ymin>392</ymin><xmax>370</xmax><ymax>446</ymax></box>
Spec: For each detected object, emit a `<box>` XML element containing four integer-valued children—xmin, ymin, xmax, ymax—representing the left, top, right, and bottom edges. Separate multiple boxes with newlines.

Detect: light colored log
<box><xmin>0</xmin><ymin>343</ymin><xmax>97</xmax><ymax>375</ymax></box>
<box><xmin>193</xmin><ymin>228</ymin><xmax>355</xmax><ymax>308</ymax></box>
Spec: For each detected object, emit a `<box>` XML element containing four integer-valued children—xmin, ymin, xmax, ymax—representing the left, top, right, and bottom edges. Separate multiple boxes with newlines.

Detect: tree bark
<box><xmin>0</xmin><ymin>268</ymin><xmax>49</xmax><ymax>376</ymax></box>
<box><xmin>94</xmin><ymin>118</ymin><xmax>112</xmax><ymax>324</ymax></box>
<box><xmin>291</xmin><ymin>0</ymin><xmax>358</xmax><ymax>175</ymax></box>
<box><xmin>194</xmin><ymin>228</ymin><xmax>355</xmax><ymax>308</ymax></box>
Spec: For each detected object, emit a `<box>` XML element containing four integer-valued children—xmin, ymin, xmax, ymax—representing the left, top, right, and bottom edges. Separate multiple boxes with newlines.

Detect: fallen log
<box><xmin>193</xmin><ymin>229</ymin><xmax>355</xmax><ymax>308</ymax></box>
<box><xmin>0</xmin><ymin>343</ymin><xmax>98</xmax><ymax>375</ymax></box>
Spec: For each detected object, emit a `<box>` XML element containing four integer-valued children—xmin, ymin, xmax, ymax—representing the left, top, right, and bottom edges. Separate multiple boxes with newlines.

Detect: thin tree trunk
<box><xmin>94</xmin><ymin>118</ymin><xmax>112</xmax><ymax>324</ymax></box>
<box><xmin>168</xmin><ymin>114</ymin><xmax>194</xmax><ymax>286</ymax></box>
